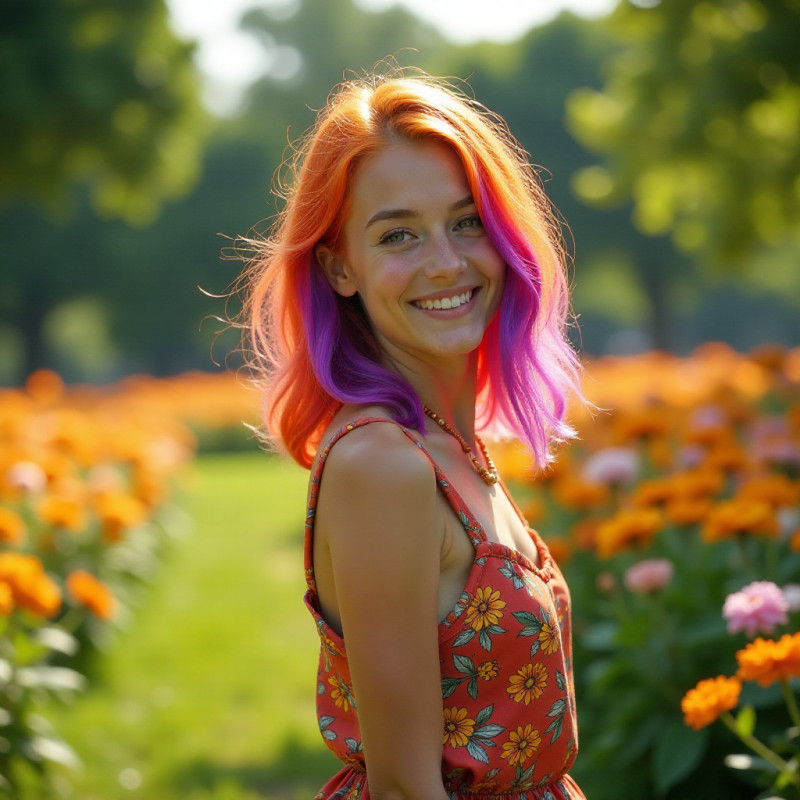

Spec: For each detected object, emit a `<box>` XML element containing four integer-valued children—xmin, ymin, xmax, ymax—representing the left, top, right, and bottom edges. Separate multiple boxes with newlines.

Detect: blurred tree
<box><xmin>0</xmin><ymin>0</ymin><xmax>204</xmax><ymax>223</ymax></box>
<box><xmin>0</xmin><ymin>0</ymin><xmax>204</xmax><ymax>378</ymax></box>
<box><xmin>567</xmin><ymin>0</ymin><xmax>800</xmax><ymax>269</ymax></box>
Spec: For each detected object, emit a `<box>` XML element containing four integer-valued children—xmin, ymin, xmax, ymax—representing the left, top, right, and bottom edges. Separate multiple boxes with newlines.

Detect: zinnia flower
<box><xmin>701</xmin><ymin>498</ymin><xmax>779</xmax><ymax>543</ymax></box>
<box><xmin>722</xmin><ymin>581</ymin><xmax>789</xmax><ymax>637</ymax></box>
<box><xmin>736</xmin><ymin>633</ymin><xmax>800</xmax><ymax>687</ymax></box>
<box><xmin>681</xmin><ymin>676</ymin><xmax>741</xmax><ymax>730</ymax></box>
<box><xmin>624</xmin><ymin>559</ymin><xmax>673</xmax><ymax>594</ymax></box>
<box><xmin>595</xmin><ymin>508</ymin><xmax>663</xmax><ymax>558</ymax></box>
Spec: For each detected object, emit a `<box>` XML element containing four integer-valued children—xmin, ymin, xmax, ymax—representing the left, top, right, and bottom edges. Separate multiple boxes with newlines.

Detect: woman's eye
<box><xmin>455</xmin><ymin>215</ymin><xmax>484</xmax><ymax>232</ymax></box>
<box><xmin>379</xmin><ymin>228</ymin><xmax>411</xmax><ymax>244</ymax></box>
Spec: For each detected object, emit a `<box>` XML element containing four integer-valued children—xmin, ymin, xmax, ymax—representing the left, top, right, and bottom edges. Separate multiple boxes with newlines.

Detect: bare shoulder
<box><xmin>315</xmin><ymin>418</ymin><xmax>444</xmax><ymax>564</ymax></box>
<box><xmin>321</xmin><ymin>419</ymin><xmax>433</xmax><ymax>493</ymax></box>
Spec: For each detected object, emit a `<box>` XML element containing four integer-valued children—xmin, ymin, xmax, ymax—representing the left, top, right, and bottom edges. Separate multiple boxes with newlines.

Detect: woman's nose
<box><xmin>423</xmin><ymin>233</ymin><xmax>466</xmax><ymax>279</ymax></box>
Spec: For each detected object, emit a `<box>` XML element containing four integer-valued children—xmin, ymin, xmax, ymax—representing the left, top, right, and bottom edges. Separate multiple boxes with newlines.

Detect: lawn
<box><xmin>46</xmin><ymin>452</ymin><xmax>341</xmax><ymax>800</ymax></box>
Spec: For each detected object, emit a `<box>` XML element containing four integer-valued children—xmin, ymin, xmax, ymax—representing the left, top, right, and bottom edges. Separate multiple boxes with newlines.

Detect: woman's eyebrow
<box><xmin>365</xmin><ymin>195</ymin><xmax>475</xmax><ymax>229</ymax></box>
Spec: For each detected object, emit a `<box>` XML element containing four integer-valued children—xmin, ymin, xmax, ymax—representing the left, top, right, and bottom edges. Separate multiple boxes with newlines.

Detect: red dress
<box><xmin>303</xmin><ymin>418</ymin><xmax>585</xmax><ymax>800</ymax></box>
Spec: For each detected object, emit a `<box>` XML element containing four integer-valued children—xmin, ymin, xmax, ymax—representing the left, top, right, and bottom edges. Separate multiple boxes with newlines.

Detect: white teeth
<box><xmin>414</xmin><ymin>290</ymin><xmax>473</xmax><ymax>311</ymax></box>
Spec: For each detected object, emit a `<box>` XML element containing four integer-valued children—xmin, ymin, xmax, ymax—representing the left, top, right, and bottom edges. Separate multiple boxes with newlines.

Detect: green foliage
<box><xmin>567</xmin><ymin>0</ymin><xmax>800</xmax><ymax>267</ymax></box>
<box><xmin>0</xmin><ymin>0</ymin><xmax>205</xmax><ymax>224</ymax></box>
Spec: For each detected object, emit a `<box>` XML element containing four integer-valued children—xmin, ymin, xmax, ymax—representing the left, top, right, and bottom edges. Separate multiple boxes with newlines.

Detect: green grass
<box><xmin>45</xmin><ymin>453</ymin><xmax>341</xmax><ymax>800</ymax></box>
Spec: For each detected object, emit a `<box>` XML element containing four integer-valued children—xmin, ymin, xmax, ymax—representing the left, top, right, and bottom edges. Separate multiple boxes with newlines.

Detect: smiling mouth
<box><xmin>411</xmin><ymin>289</ymin><xmax>475</xmax><ymax>311</ymax></box>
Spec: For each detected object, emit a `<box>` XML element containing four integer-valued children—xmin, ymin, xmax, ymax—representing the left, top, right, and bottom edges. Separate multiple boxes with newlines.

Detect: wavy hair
<box><xmin>239</xmin><ymin>70</ymin><xmax>583</xmax><ymax>469</ymax></box>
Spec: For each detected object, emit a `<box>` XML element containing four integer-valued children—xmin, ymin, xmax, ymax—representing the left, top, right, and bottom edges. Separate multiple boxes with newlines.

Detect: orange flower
<box><xmin>552</xmin><ymin>477</ymin><xmax>608</xmax><ymax>511</ymax></box>
<box><xmin>327</xmin><ymin>674</ymin><xmax>356</xmax><ymax>712</ymax></box>
<box><xmin>477</xmin><ymin>660</ymin><xmax>499</xmax><ymax>680</ymax></box>
<box><xmin>443</xmin><ymin>707</ymin><xmax>475</xmax><ymax>748</ymax></box>
<box><xmin>632</xmin><ymin>477</ymin><xmax>675</xmax><ymax>508</ymax></box>
<box><xmin>37</xmin><ymin>494</ymin><xmax>87</xmax><ymax>532</ymax></box>
<box><xmin>738</xmin><ymin>474</ymin><xmax>800</xmax><ymax>509</ymax></box>
<box><xmin>664</xmin><ymin>497</ymin><xmax>712</xmax><ymax>527</ymax></box>
<box><xmin>545</xmin><ymin>537</ymin><xmax>571</xmax><ymax>566</ymax></box>
<box><xmin>464</xmin><ymin>586</ymin><xmax>506</xmax><ymax>632</ymax></box>
<box><xmin>501</xmin><ymin>724</ymin><xmax>541</xmax><ymax>766</ymax></box>
<box><xmin>702</xmin><ymin>443</ymin><xmax>750</xmax><ymax>474</ymax></box>
<box><xmin>66</xmin><ymin>570</ymin><xmax>116</xmax><ymax>620</ymax></box>
<box><xmin>701</xmin><ymin>498</ymin><xmax>779</xmax><ymax>543</ymax></box>
<box><xmin>613</xmin><ymin>409</ymin><xmax>671</xmax><ymax>443</ymax></box>
<box><xmin>595</xmin><ymin>508</ymin><xmax>663</xmax><ymax>558</ymax></box>
<box><xmin>681</xmin><ymin>676</ymin><xmax>741</xmax><ymax>730</ymax></box>
<box><xmin>94</xmin><ymin>491</ymin><xmax>147</xmax><ymax>542</ymax></box>
<box><xmin>0</xmin><ymin>581</ymin><xmax>13</xmax><ymax>616</ymax></box>
<box><xmin>570</xmin><ymin>518</ymin><xmax>601</xmax><ymax>550</ymax></box>
<box><xmin>506</xmin><ymin>662</ymin><xmax>548</xmax><ymax>705</ymax></box>
<box><xmin>0</xmin><ymin>553</ymin><xmax>61</xmax><ymax>618</ymax></box>
<box><xmin>790</xmin><ymin>528</ymin><xmax>800</xmax><ymax>553</ymax></box>
<box><xmin>0</xmin><ymin>507</ymin><xmax>25</xmax><ymax>545</ymax></box>
<box><xmin>736</xmin><ymin>633</ymin><xmax>800</xmax><ymax>688</ymax></box>
<box><xmin>24</xmin><ymin>369</ymin><xmax>64</xmax><ymax>405</ymax></box>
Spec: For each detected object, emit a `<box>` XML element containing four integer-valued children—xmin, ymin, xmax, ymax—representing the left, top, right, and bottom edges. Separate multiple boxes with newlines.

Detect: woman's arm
<box><xmin>316</xmin><ymin>423</ymin><xmax>450</xmax><ymax>800</ymax></box>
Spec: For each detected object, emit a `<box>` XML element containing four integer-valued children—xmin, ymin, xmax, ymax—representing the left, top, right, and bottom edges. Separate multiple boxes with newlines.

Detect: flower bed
<box><xmin>0</xmin><ymin>371</ymin><xmax>195</xmax><ymax>797</ymax></box>
<box><xmin>495</xmin><ymin>343</ymin><xmax>800</xmax><ymax>799</ymax></box>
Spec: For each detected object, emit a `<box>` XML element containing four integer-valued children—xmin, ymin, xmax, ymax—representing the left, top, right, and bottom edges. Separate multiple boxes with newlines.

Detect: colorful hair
<box><xmin>240</xmin><ymin>70</ymin><xmax>583</xmax><ymax>469</ymax></box>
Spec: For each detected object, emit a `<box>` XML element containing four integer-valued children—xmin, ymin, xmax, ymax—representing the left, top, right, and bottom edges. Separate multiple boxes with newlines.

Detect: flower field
<box><xmin>1</xmin><ymin>343</ymin><xmax>799</xmax><ymax>799</ymax></box>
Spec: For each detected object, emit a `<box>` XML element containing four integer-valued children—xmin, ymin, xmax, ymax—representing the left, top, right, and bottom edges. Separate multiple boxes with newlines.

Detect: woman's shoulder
<box><xmin>318</xmin><ymin>407</ymin><xmax>434</xmax><ymax>491</ymax></box>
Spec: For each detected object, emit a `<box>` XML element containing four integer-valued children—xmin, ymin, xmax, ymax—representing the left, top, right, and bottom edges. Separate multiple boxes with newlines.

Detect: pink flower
<box><xmin>624</xmin><ymin>559</ymin><xmax>673</xmax><ymax>594</ymax></box>
<box><xmin>583</xmin><ymin>448</ymin><xmax>640</xmax><ymax>486</ymax></box>
<box><xmin>722</xmin><ymin>581</ymin><xmax>789</xmax><ymax>637</ymax></box>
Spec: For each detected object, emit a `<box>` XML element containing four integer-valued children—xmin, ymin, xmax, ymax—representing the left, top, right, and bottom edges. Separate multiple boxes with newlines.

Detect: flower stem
<box><xmin>782</xmin><ymin>679</ymin><xmax>800</xmax><ymax>733</ymax></box>
<box><xmin>720</xmin><ymin>711</ymin><xmax>798</xmax><ymax>785</ymax></box>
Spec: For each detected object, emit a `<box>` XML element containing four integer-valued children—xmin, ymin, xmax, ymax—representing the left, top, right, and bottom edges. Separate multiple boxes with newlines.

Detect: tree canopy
<box><xmin>567</xmin><ymin>0</ymin><xmax>800</xmax><ymax>268</ymax></box>
<box><xmin>0</xmin><ymin>0</ymin><xmax>204</xmax><ymax>224</ymax></box>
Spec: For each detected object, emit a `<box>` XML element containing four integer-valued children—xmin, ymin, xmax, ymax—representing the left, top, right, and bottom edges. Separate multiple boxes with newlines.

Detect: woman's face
<box><xmin>319</xmin><ymin>139</ymin><xmax>505</xmax><ymax>371</ymax></box>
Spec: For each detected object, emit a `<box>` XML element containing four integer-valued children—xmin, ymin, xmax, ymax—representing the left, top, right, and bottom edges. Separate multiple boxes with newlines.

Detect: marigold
<box><xmin>552</xmin><ymin>476</ymin><xmax>609</xmax><ymax>510</ymax></box>
<box><xmin>736</xmin><ymin>633</ymin><xmax>800</xmax><ymax>687</ymax></box>
<box><xmin>443</xmin><ymin>707</ymin><xmax>475</xmax><ymax>748</ymax></box>
<box><xmin>701</xmin><ymin>498</ymin><xmax>779</xmax><ymax>543</ymax></box>
<box><xmin>0</xmin><ymin>581</ymin><xmax>13</xmax><ymax>616</ymax></box>
<box><xmin>37</xmin><ymin>494</ymin><xmax>87</xmax><ymax>532</ymax></box>
<box><xmin>94</xmin><ymin>490</ymin><xmax>147</xmax><ymax>542</ymax></box>
<box><xmin>664</xmin><ymin>497</ymin><xmax>713</xmax><ymax>527</ymax></box>
<box><xmin>0</xmin><ymin>552</ymin><xmax>61</xmax><ymax>618</ymax></box>
<box><xmin>595</xmin><ymin>508</ymin><xmax>664</xmax><ymax>559</ymax></box>
<box><xmin>0</xmin><ymin>506</ymin><xmax>25</xmax><ymax>545</ymax></box>
<box><xmin>681</xmin><ymin>676</ymin><xmax>742</xmax><ymax>730</ymax></box>
<box><xmin>738</xmin><ymin>474</ymin><xmax>800</xmax><ymax>509</ymax></box>
<box><xmin>66</xmin><ymin>570</ymin><xmax>116</xmax><ymax>620</ymax></box>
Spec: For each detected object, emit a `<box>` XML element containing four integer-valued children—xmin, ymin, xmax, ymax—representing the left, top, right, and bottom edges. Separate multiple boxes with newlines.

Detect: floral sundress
<box><xmin>304</xmin><ymin>417</ymin><xmax>585</xmax><ymax>800</ymax></box>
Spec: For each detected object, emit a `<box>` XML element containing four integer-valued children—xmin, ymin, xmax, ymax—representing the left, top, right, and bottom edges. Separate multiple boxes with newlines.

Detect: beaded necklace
<box><xmin>422</xmin><ymin>406</ymin><xmax>498</xmax><ymax>486</ymax></box>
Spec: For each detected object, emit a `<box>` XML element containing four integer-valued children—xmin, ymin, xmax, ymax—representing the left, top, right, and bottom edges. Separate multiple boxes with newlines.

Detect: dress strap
<box><xmin>303</xmin><ymin>416</ymin><xmax>487</xmax><ymax>595</ymax></box>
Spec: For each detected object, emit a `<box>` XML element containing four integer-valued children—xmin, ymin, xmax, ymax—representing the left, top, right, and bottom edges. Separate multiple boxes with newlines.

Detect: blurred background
<box><xmin>2</xmin><ymin>0</ymin><xmax>798</xmax><ymax>388</ymax></box>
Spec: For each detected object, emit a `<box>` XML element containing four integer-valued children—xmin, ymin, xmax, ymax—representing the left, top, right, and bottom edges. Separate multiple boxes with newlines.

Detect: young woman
<box><xmin>242</xmin><ymin>71</ymin><xmax>586</xmax><ymax>800</ymax></box>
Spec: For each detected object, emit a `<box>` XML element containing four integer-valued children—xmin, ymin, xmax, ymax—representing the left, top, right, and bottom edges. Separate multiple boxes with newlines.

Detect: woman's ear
<box><xmin>315</xmin><ymin>244</ymin><xmax>358</xmax><ymax>298</ymax></box>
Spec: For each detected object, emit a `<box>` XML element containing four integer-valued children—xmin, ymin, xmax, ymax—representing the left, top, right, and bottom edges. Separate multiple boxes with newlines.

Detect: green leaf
<box><xmin>33</xmin><ymin>627</ymin><xmax>79</xmax><ymax>657</ymax></box>
<box><xmin>475</xmin><ymin>705</ymin><xmax>493</xmax><ymax>726</ymax></box>
<box><xmin>734</xmin><ymin>705</ymin><xmax>756</xmax><ymax>738</ymax></box>
<box><xmin>441</xmin><ymin>678</ymin><xmax>462</xmax><ymax>699</ymax></box>
<box><xmin>467</xmin><ymin>678</ymin><xmax>478</xmax><ymax>701</ymax></box>
<box><xmin>652</xmin><ymin>720</ymin><xmax>709</xmax><ymax>796</ymax></box>
<box><xmin>453</xmin><ymin>654</ymin><xmax>475</xmax><ymax>675</ymax></box>
<box><xmin>453</xmin><ymin>629</ymin><xmax>475</xmax><ymax>648</ymax></box>
<box><xmin>466</xmin><ymin>738</ymin><xmax>489</xmax><ymax>764</ymax></box>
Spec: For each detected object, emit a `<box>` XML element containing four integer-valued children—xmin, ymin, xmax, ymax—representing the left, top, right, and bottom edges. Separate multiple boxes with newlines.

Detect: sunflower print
<box><xmin>507</xmin><ymin>662</ymin><xmax>549</xmax><ymax>706</ymax></box>
<box><xmin>501</xmin><ymin>724</ymin><xmax>542</xmax><ymax>766</ymax></box>
<box><xmin>443</xmin><ymin>707</ymin><xmax>476</xmax><ymax>748</ymax></box>
<box><xmin>328</xmin><ymin>674</ymin><xmax>356</xmax><ymax>712</ymax></box>
<box><xmin>464</xmin><ymin>586</ymin><xmax>506</xmax><ymax>631</ymax></box>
